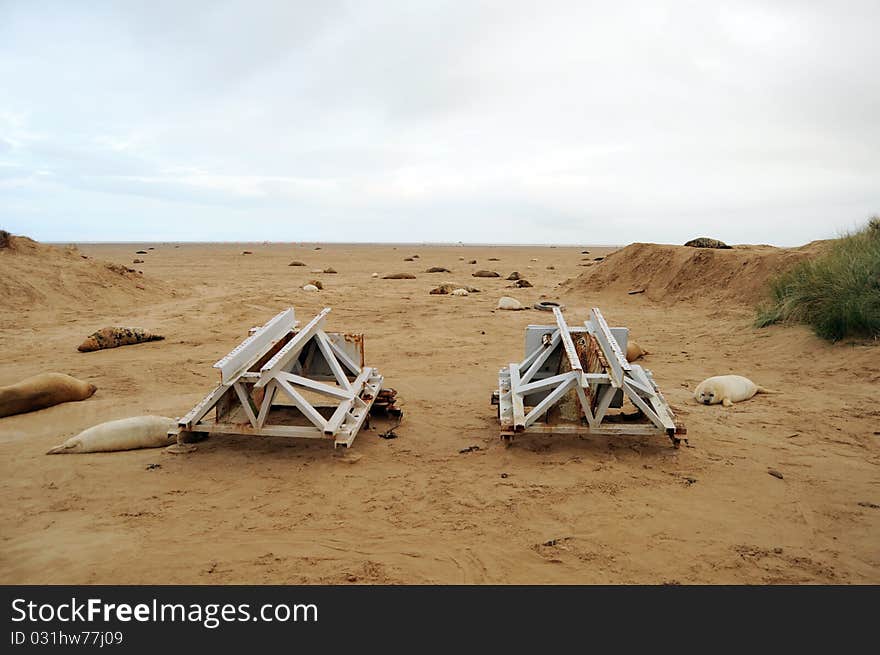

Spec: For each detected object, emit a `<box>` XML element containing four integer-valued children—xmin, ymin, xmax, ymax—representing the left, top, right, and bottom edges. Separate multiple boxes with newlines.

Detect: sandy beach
<box><xmin>1</xmin><ymin>239</ymin><xmax>878</xmax><ymax>584</ymax></box>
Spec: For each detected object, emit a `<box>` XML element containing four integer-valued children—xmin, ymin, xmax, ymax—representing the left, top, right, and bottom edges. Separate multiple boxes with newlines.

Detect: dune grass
<box><xmin>755</xmin><ymin>217</ymin><xmax>880</xmax><ymax>342</ymax></box>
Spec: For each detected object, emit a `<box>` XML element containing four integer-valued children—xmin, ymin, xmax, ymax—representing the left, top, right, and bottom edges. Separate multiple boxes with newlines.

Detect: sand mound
<box><xmin>562</xmin><ymin>241</ymin><xmax>827</xmax><ymax>305</ymax></box>
<box><xmin>0</xmin><ymin>232</ymin><xmax>170</xmax><ymax>311</ymax></box>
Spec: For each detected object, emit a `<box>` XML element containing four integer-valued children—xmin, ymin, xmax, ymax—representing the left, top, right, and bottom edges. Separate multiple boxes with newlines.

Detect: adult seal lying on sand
<box><xmin>684</xmin><ymin>237</ymin><xmax>731</xmax><ymax>249</ymax></box>
<box><xmin>78</xmin><ymin>327</ymin><xmax>164</xmax><ymax>352</ymax></box>
<box><xmin>47</xmin><ymin>415</ymin><xmax>176</xmax><ymax>454</ymax></box>
<box><xmin>0</xmin><ymin>373</ymin><xmax>97</xmax><ymax>418</ymax></box>
<box><xmin>430</xmin><ymin>283</ymin><xmax>481</xmax><ymax>295</ymax></box>
<box><xmin>626</xmin><ymin>341</ymin><xmax>649</xmax><ymax>362</ymax></box>
<box><xmin>694</xmin><ymin>375</ymin><xmax>777</xmax><ymax>407</ymax></box>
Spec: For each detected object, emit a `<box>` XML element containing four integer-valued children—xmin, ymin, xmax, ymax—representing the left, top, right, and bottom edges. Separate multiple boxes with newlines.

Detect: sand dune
<box><xmin>564</xmin><ymin>241</ymin><xmax>828</xmax><ymax>305</ymax></box>
<box><xmin>0</xmin><ymin>234</ymin><xmax>172</xmax><ymax>317</ymax></box>
<box><xmin>0</xmin><ymin>239</ymin><xmax>877</xmax><ymax>584</ymax></box>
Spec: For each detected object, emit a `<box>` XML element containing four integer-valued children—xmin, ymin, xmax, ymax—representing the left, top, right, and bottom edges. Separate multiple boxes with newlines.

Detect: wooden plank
<box><xmin>509</xmin><ymin>363</ymin><xmax>525</xmax><ymax>431</ymax></box>
<box><xmin>248</xmin><ymin>331</ymin><xmax>295</xmax><ymax>375</ymax></box>
<box><xmin>213</xmin><ymin>308</ymin><xmax>296</xmax><ymax>384</ymax></box>
<box><xmin>274</xmin><ymin>376</ymin><xmax>328</xmax><ymax>430</ymax></box>
<box><xmin>256</xmin><ymin>308</ymin><xmax>331</xmax><ymax>388</ymax></box>
<box><xmin>553</xmin><ymin>307</ymin><xmax>582</xmax><ymax>372</ymax></box>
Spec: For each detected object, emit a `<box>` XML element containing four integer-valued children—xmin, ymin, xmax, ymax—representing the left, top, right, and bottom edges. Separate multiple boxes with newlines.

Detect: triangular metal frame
<box><xmin>172</xmin><ymin>307</ymin><xmax>390</xmax><ymax>448</ymax></box>
<box><xmin>495</xmin><ymin>307</ymin><xmax>685</xmax><ymax>446</ymax></box>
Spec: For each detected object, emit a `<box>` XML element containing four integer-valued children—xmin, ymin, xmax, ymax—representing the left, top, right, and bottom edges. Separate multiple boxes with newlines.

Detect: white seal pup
<box><xmin>47</xmin><ymin>415</ymin><xmax>176</xmax><ymax>454</ymax></box>
<box><xmin>497</xmin><ymin>296</ymin><xmax>524</xmax><ymax>310</ymax></box>
<box><xmin>694</xmin><ymin>375</ymin><xmax>777</xmax><ymax>407</ymax></box>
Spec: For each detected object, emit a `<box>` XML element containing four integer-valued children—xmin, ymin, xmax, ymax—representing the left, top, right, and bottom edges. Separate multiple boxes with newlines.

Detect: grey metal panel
<box><xmin>523</xmin><ymin>326</ymin><xmax>561</xmax><ymax>405</ymax></box>
<box><xmin>523</xmin><ymin>325</ymin><xmax>628</xmax><ymax>408</ymax></box>
<box><xmin>610</xmin><ymin>327</ymin><xmax>628</xmax><ymax>354</ymax></box>
<box><xmin>525</xmin><ymin>325</ymin><xmax>629</xmax><ymax>358</ymax></box>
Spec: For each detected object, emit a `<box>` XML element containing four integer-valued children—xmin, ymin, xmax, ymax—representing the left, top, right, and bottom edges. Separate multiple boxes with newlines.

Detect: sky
<box><xmin>1</xmin><ymin>0</ymin><xmax>878</xmax><ymax>246</ymax></box>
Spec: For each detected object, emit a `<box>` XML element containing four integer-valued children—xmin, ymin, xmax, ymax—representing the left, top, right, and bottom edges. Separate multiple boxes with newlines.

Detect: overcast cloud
<box><xmin>1</xmin><ymin>0</ymin><xmax>878</xmax><ymax>245</ymax></box>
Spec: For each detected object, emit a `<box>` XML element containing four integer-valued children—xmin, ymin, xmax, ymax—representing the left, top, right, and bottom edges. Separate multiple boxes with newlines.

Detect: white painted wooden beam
<box><xmin>553</xmin><ymin>307</ymin><xmax>582</xmax><ymax>373</ymax></box>
<box><xmin>509</xmin><ymin>363</ymin><xmax>525</xmax><ymax>430</ymax></box>
<box><xmin>179</xmin><ymin>383</ymin><xmax>231</xmax><ymax>429</ymax></box>
<box><xmin>213</xmin><ymin>308</ymin><xmax>296</xmax><ymax>384</ymax></box>
<box><xmin>589</xmin><ymin>307</ymin><xmax>630</xmax><ymax>388</ymax></box>
<box><xmin>256</xmin><ymin>308</ymin><xmax>331</xmax><ymax>388</ymax></box>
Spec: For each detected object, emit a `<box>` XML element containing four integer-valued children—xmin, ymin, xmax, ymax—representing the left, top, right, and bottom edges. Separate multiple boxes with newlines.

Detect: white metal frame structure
<box><xmin>172</xmin><ymin>307</ymin><xmax>386</xmax><ymax>448</ymax></box>
<box><xmin>494</xmin><ymin>307</ymin><xmax>686</xmax><ymax>446</ymax></box>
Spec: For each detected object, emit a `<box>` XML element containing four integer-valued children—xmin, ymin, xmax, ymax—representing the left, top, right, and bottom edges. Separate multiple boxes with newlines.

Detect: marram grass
<box><xmin>756</xmin><ymin>217</ymin><xmax>880</xmax><ymax>342</ymax></box>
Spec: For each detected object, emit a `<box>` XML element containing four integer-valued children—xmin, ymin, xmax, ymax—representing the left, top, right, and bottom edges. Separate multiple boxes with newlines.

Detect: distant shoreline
<box><xmin>47</xmin><ymin>241</ymin><xmax>623</xmax><ymax>248</ymax></box>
